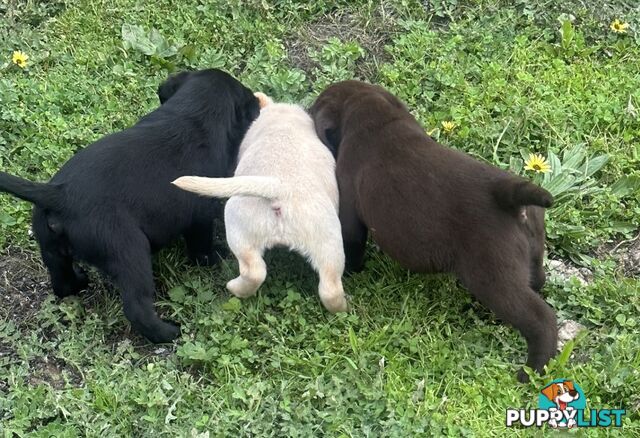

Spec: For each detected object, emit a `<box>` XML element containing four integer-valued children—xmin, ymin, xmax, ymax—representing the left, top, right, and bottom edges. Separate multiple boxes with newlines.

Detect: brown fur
<box><xmin>310</xmin><ymin>80</ymin><xmax>558</xmax><ymax>382</ymax></box>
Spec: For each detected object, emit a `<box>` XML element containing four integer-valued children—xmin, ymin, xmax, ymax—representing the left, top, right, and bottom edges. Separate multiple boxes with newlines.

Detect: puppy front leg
<box><xmin>184</xmin><ymin>220</ymin><xmax>220</xmax><ymax>266</ymax></box>
<box><xmin>33</xmin><ymin>211</ymin><xmax>89</xmax><ymax>297</ymax></box>
<box><xmin>40</xmin><ymin>248</ymin><xmax>89</xmax><ymax>297</ymax></box>
<box><xmin>339</xmin><ymin>192</ymin><xmax>368</xmax><ymax>273</ymax></box>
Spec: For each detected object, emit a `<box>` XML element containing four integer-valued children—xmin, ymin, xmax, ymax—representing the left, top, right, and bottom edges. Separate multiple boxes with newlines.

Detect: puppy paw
<box><xmin>143</xmin><ymin>320</ymin><xmax>181</xmax><ymax>344</ymax></box>
<box><xmin>516</xmin><ymin>368</ymin><xmax>530</xmax><ymax>383</ymax></box>
<box><xmin>321</xmin><ymin>293</ymin><xmax>349</xmax><ymax>313</ymax></box>
<box><xmin>188</xmin><ymin>245</ymin><xmax>228</xmax><ymax>267</ymax></box>
<box><xmin>226</xmin><ymin>277</ymin><xmax>258</xmax><ymax>298</ymax></box>
<box><xmin>188</xmin><ymin>253</ymin><xmax>217</xmax><ymax>267</ymax></box>
<box><xmin>52</xmin><ymin>271</ymin><xmax>89</xmax><ymax>298</ymax></box>
<box><xmin>73</xmin><ymin>265</ymin><xmax>89</xmax><ymax>290</ymax></box>
<box><xmin>53</xmin><ymin>287</ymin><xmax>77</xmax><ymax>298</ymax></box>
<box><xmin>344</xmin><ymin>261</ymin><xmax>365</xmax><ymax>275</ymax></box>
<box><xmin>212</xmin><ymin>243</ymin><xmax>229</xmax><ymax>259</ymax></box>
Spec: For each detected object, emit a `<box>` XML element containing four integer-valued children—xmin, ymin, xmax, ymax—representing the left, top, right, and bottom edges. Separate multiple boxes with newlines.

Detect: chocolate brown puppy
<box><xmin>310</xmin><ymin>80</ymin><xmax>557</xmax><ymax>382</ymax></box>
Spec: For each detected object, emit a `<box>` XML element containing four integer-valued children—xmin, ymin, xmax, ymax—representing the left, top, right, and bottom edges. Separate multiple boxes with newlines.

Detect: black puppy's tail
<box><xmin>492</xmin><ymin>178</ymin><xmax>553</xmax><ymax>210</ymax></box>
<box><xmin>0</xmin><ymin>171</ymin><xmax>63</xmax><ymax>210</ymax></box>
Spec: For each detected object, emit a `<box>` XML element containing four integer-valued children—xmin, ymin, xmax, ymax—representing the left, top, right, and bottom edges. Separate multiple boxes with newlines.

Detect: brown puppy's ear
<box><xmin>312</xmin><ymin>104</ymin><xmax>341</xmax><ymax>157</ymax></box>
<box><xmin>541</xmin><ymin>383</ymin><xmax>558</xmax><ymax>401</ymax></box>
<box><xmin>157</xmin><ymin>71</ymin><xmax>191</xmax><ymax>104</ymax></box>
<box><xmin>383</xmin><ymin>91</ymin><xmax>409</xmax><ymax>111</ymax></box>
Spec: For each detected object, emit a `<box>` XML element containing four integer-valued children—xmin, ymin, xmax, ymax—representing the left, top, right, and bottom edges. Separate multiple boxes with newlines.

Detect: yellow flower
<box><xmin>610</xmin><ymin>19</ymin><xmax>629</xmax><ymax>34</ymax></box>
<box><xmin>12</xmin><ymin>50</ymin><xmax>29</xmax><ymax>68</ymax></box>
<box><xmin>524</xmin><ymin>153</ymin><xmax>552</xmax><ymax>174</ymax></box>
<box><xmin>441</xmin><ymin>120</ymin><xmax>456</xmax><ymax>133</ymax></box>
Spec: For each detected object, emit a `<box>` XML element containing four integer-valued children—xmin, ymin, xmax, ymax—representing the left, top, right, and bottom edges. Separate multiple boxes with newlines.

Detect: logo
<box><xmin>538</xmin><ymin>379</ymin><xmax>586</xmax><ymax>428</ymax></box>
<box><xmin>506</xmin><ymin>378</ymin><xmax>626</xmax><ymax>428</ymax></box>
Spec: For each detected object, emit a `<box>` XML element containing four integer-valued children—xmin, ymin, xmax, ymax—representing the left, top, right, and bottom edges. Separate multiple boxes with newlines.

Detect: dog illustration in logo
<box><xmin>541</xmin><ymin>380</ymin><xmax>580</xmax><ymax>428</ymax></box>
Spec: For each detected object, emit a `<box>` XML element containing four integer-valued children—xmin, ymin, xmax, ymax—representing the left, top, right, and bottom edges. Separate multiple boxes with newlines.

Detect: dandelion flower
<box><xmin>441</xmin><ymin>121</ymin><xmax>456</xmax><ymax>133</ymax></box>
<box><xmin>12</xmin><ymin>50</ymin><xmax>29</xmax><ymax>68</ymax></box>
<box><xmin>610</xmin><ymin>19</ymin><xmax>629</xmax><ymax>34</ymax></box>
<box><xmin>524</xmin><ymin>153</ymin><xmax>551</xmax><ymax>174</ymax></box>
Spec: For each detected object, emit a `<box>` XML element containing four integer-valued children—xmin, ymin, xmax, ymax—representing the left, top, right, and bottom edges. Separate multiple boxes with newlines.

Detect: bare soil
<box><xmin>0</xmin><ymin>246</ymin><xmax>50</xmax><ymax>327</ymax></box>
<box><xmin>284</xmin><ymin>7</ymin><xmax>397</xmax><ymax>81</ymax></box>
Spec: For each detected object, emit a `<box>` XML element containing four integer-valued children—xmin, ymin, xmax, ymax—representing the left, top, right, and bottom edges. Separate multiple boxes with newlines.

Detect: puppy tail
<box><xmin>172</xmin><ymin>175</ymin><xmax>282</xmax><ymax>199</ymax></box>
<box><xmin>0</xmin><ymin>171</ymin><xmax>63</xmax><ymax>210</ymax></box>
<box><xmin>492</xmin><ymin>178</ymin><xmax>554</xmax><ymax>210</ymax></box>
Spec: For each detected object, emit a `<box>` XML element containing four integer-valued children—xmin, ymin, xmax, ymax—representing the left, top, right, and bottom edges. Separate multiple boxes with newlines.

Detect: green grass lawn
<box><xmin>1</xmin><ymin>0</ymin><xmax>639</xmax><ymax>436</ymax></box>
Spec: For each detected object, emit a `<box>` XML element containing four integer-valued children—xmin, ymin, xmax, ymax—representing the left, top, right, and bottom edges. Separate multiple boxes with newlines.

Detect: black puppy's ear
<box><xmin>157</xmin><ymin>71</ymin><xmax>190</xmax><ymax>104</ymax></box>
<box><xmin>236</xmin><ymin>93</ymin><xmax>260</xmax><ymax>126</ymax></box>
<box><xmin>312</xmin><ymin>105</ymin><xmax>341</xmax><ymax>157</ymax></box>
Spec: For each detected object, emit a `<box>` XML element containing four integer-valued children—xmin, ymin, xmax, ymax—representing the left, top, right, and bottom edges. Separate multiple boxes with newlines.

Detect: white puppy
<box><xmin>172</xmin><ymin>93</ymin><xmax>348</xmax><ymax>313</ymax></box>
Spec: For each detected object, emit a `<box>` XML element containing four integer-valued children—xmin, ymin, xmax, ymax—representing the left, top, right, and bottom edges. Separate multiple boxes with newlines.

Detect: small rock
<box><xmin>412</xmin><ymin>378</ymin><xmax>425</xmax><ymax>403</ymax></box>
<box><xmin>154</xmin><ymin>347</ymin><xmax>167</xmax><ymax>355</ymax></box>
<box><xmin>617</xmin><ymin>240</ymin><xmax>640</xmax><ymax>276</ymax></box>
<box><xmin>547</xmin><ymin>259</ymin><xmax>592</xmax><ymax>286</ymax></box>
<box><xmin>557</xmin><ymin>320</ymin><xmax>585</xmax><ymax>351</ymax></box>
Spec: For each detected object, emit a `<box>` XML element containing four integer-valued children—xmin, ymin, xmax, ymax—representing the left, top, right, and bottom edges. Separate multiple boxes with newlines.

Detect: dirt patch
<box><xmin>0</xmin><ymin>245</ymin><xmax>184</xmax><ymax>349</ymax></box>
<box><xmin>0</xmin><ymin>246</ymin><xmax>174</xmax><ymax>389</ymax></box>
<box><xmin>0</xmin><ymin>339</ymin><xmax>15</xmax><ymax>394</ymax></box>
<box><xmin>0</xmin><ymin>246</ymin><xmax>51</xmax><ymax>327</ymax></box>
<box><xmin>615</xmin><ymin>234</ymin><xmax>640</xmax><ymax>277</ymax></box>
<box><xmin>0</xmin><ymin>248</ymin><xmax>82</xmax><ymax>389</ymax></box>
<box><xmin>285</xmin><ymin>7</ymin><xmax>397</xmax><ymax>81</ymax></box>
<box><xmin>596</xmin><ymin>232</ymin><xmax>640</xmax><ymax>278</ymax></box>
<box><xmin>27</xmin><ymin>355</ymin><xmax>83</xmax><ymax>389</ymax></box>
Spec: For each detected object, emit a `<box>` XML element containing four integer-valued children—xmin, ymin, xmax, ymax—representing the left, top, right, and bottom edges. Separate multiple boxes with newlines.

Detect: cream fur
<box><xmin>172</xmin><ymin>99</ymin><xmax>348</xmax><ymax>313</ymax></box>
<box><xmin>254</xmin><ymin>92</ymin><xmax>273</xmax><ymax>108</ymax></box>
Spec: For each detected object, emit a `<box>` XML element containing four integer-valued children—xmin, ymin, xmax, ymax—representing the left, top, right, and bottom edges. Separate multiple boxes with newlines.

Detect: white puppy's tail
<box><xmin>172</xmin><ymin>175</ymin><xmax>282</xmax><ymax>199</ymax></box>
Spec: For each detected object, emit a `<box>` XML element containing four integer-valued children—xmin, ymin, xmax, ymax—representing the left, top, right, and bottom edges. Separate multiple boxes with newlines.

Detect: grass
<box><xmin>1</xmin><ymin>0</ymin><xmax>639</xmax><ymax>435</ymax></box>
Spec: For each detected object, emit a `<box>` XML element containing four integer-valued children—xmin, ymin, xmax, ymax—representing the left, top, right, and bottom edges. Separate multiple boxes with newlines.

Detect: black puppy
<box><xmin>310</xmin><ymin>80</ymin><xmax>557</xmax><ymax>382</ymax></box>
<box><xmin>0</xmin><ymin>69</ymin><xmax>260</xmax><ymax>343</ymax></box>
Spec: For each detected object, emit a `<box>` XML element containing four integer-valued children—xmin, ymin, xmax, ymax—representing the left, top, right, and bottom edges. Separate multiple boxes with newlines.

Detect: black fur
<box><xmin>0</xmin><ymin>69</ymin><xmax>260</xmax><ymax>343</ymax></box>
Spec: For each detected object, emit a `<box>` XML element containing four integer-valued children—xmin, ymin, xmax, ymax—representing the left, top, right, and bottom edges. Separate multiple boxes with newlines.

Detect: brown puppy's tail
<box><xmin>492</xmin><ymin>178</ymin><xmax>553</xmax><ymax>210</ymax></box>
<box><xmin>0</xmin><ymin>171</ymin><xmax>63</xmax><ymax>211</ymax></box>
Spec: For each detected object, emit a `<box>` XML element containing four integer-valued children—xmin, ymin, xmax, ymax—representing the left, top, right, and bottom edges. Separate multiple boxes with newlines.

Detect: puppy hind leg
<box><xmin>307</xmin><ymin>232</ymin><xmax>348</xmax><ymax>313</ymax></box>
<box><xmin>463</xmin><ymin>273</ymin><xmax>557</xmax><ymax>382</ymax></box>
<box><xmin>226</xmin><ymin>248</ymin><xmax>267</xmax><ymax>298</ymax></box>
<box><xmin>104</xmin><ymin>233</ymin><xmax>180</xmax><ymax>343</ymax></box>
<box><xmin>317</xmin><ymin>265</ymin><xmax>348</xmax><ymax>313</ymax></box>
<box><xmin>339</xmin><ymin>187</ymin><xmax>368</xmax><ymax>273</ymax></box>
